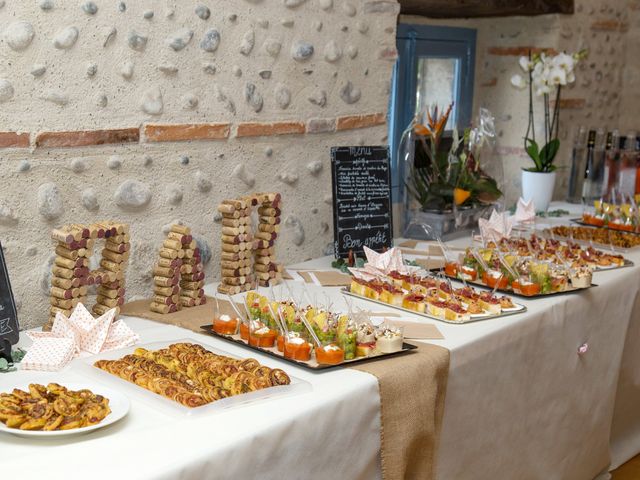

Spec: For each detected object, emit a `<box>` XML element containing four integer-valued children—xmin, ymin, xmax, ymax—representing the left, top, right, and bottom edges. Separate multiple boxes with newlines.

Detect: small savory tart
<box><xmin>443</xmin><ymin>302</ymin><xmax>470</xmax><ymax>322</ymax></box>
<box><xmin>478</xmin><ymin>293</ymin><xmax>501</xmax><ymax>315</ymax></box>
<box><xmin>402</xmin><ymin>293</ymin><xmax>426</xmax><ymax>313</ymax></box>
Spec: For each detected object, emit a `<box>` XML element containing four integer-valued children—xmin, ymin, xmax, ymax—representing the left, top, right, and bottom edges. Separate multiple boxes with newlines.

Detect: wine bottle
<box><xmin>581</xmin><ymin>129</ymin><xmax>597</xmax><ymax>202</ymax></box>
<box><xmin>602</xmin><ymin>130</ymin><xmax>619</xmax><ymax>198</ymax></box>
<box><xmin>567</xmin><ymin>126</ymin><xmax>587</xmax><ymax>203</ymax></box>
<box><xmin>617</xmin><ymin>132</ymin><xmax>637</xmax><ymax>197</ymax></box>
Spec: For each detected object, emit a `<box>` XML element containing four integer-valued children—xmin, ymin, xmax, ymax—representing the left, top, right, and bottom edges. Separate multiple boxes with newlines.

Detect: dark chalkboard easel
<box><xmin>331</xmin><ymin>146</ymin><xmax>393</xmax><ymax>258</ymax></box>
<box><xmin>0</xmin><ymin>241</ymin><xmax>19</xmax><ymax>362</ymax></box>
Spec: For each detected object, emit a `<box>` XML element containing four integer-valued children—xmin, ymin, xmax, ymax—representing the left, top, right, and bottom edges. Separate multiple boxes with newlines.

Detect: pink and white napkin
<box><xmin>513</xmin><ymin>197</ymin><xmax>536</xmax><ymax>224</ymax></box>
<box><xmin>478</xmin><ymin>210</ymin><xmax>515</xmax><ymax>243</ymax></box>
<box><xmin>349</xmin><ymin>246</ymin><xmax>420</xmax><ymax>280</ymax></box>
<box><xmin>22</xmin><ymin>303</ymin><xmax>139</xmax><ymax>371</ymax></box>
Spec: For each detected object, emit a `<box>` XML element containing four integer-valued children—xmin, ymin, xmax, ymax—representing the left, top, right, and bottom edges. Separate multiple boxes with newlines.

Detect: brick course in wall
<box><xmin>0</xmin><ymin>113</ymin><xmax>387</xmax><ymax>150</ymax></box>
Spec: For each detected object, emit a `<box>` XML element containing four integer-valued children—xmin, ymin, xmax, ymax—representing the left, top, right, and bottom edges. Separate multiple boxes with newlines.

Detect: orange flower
<box><xmin>414</xmin><ymin>124</ymin><xmax>431</xmax><ymax>136</ymax></box>
<box><xmin>454</xmin><ymin>187</ymin><xmax>471</xmax><ymax>206</ymax></box>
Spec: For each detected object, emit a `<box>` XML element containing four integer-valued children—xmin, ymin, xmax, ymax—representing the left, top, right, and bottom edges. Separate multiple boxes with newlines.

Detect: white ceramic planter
<box><xmin>521</xmin><ymin>170</ymin><xmax>556</xmax><ymax>212</ymax></box>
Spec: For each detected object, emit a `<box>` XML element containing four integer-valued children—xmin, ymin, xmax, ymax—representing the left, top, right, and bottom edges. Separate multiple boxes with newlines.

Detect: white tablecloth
<box><xmin>3</xmin><ymin>202</ymin><xmax>639</xmax><ymax>479</ymax></box>
<box><xmin>1</xmin><ymin>319</ymin><xmax>382</xmax><ymax>480</ymax></box>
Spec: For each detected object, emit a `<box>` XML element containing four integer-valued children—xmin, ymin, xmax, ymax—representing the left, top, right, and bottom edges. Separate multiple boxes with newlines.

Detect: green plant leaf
<box><xmin>539</xmin><ymin>139</ymin><xmax>560</xmax><ymax>170</ymax></box>
<box><xmin>525</xmin><ymin>138</ymin><xmax>543</xmax><ymax>171</ymax></box>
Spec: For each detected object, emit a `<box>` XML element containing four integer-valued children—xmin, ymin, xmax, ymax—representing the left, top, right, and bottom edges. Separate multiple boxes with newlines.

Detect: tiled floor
<box><xmin>612</xmin><ymin>455</ymin><xmax>640</xmax><ymax>479</ymax></box>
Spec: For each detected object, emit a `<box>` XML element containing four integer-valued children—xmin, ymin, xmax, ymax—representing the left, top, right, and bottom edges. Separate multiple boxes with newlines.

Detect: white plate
<box><xmin>0</xmin><ymin>382</ymin><xmax>129</xmax><ymax>437</ymax></box>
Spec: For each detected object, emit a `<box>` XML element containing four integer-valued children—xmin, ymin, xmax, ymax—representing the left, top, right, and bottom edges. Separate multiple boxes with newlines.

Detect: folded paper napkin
<box><xmin>22</xmin><ymin>303</ymin><xmax>139</xmax><ymax>371</ymax></box>
<box><xmin>349</xmin><ymin>246</ymin><xmax>420</xmax><ymax>280</ymax></box>
<box><xmin>478</xmin><ymin>210</ymin><xmax>515</xmax><ymax>243</ymax></box>
<box><xmin>513</xmin><ymin>197</ymin><xmax>536</xmax><ymax>224</ymax></box>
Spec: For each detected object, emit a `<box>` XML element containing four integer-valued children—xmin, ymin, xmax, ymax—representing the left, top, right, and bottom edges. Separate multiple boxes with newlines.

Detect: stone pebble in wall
<box><xmin>245</xmin><ymin>83</ymin><xmax>263</xmax><ymax>112</ymax></box>
<box><xmin>291</xmin><ymin>41</ymin><xmax>314</xmax><ymax>61</ymax></box>
<box><xmin>81</xmin><ymin>187</ymin><xmax>99</xmax><ymax>211</ymax></box>
<box><xmin>82</xmin><ymin>1</ymin><xmax>98</xmax><ymax>15</ymax></box>
<box><xmin>3</xmin><ymin>21</ymin><xmax>36</xmax><ymax>51</ymax></box>
<box><xmin>86</xmin><ymin>63</ymin><xmax>98</xmax><ymax>77</ymax></box>
<box><xmin>53</xmin><ymin>26</ymin><xmax>79</xmax><ymax>50</ymax></box>
<box><xmin>114</xmin><ymin>180</ymin><xmax>152</xmax><ymax>209</ymax></box>
<box><xmin>284</xmin><ymin>216</ymin><xmax>305</xmax><ymax>246</ymax></box>
<box><xmin>240</xmin><ymin>30</ymin><xmax>255</xmax><ymax>55</ymax></box>
<box><xmin>158</xmin><ymin>63</ymin><xmax>178</xmax><ymax>75</ymax></box>
<box><xmin>324</xmin><ymin>40</ymin><xmax>342</xmax><ymax>63</ymax></box>
<box><xmin>319</xmin><ymin>0</ymin><xmax>333</xmax><ymax>10</ymax></box>
<box><xmin>232</xmin><ymin>163</ymin><xmax>255</xmax><ymax>188</ymax></box>
<box><xmin>17</xmin><ymin>160</ymin><xmax>31</xmax><ymax>172</ymax></box>
<box><xmin>107</xmin><ymin>156</ymin><xmax>122</xmax><ymax>169</ymax></box>
<box><xmin>274</xmin><ymin>83</ymin><xmax>291</xmax><ymax>109</ymax></box>
<box><xmin>200</xmin><ymin>29</ymin><xmax>220</xmax><ymax>52</ymax></box>
<box><xmin>342</xmin><ymin>3</ymin><xmax>357</xmax><ymax>16</ymax></box>
<box><xmin>347</xmin><ymin>45</ymin><xmax>358</xmax><ymax>59</ymax></box>
<box><xmin>0</xmin><ymin>203</ymin><xmax>18</xmax><ymax>225</ymax></box>
<box><xmin>307</xmin><ymin>160</ymin><xmax>323</xmax><ymax>175</ymax></box>
<box><xmin>39</xmin><ymin>0</ymin><xmax>54</xmax><ymax>10</ymax></box>
<box><xmin>70</xmin><ymin>158</ymin><xmax>86</xmax><ymax>173</ymax></box>
<box><xmin>31</xmin><ymin>64</ymin><xmax>47</xmax><ymax>77</ymax></box>
<box><xmin>37</xmin><ymin>183</ymin><xmax>64</xmax><ymax>220</ymax></box>
<box><xmin>167</xmin><ymin>29</ymin><xmax>194</xmax><ymax>51</ymax></box>
<box><xmin>203</xmin><ymin>62</ymin><xmax>217</xmax><ymax>74</ymax></box>
<box><xmin>213</xmin><ymin>84</ymin><xmax>235</xmax><ymax>114</ymax></box>
<box><xmin>284</xmin><ymin>0</ymin><xmax>308</xmax><ymax>6</ymax></box>
<box><xmin>263</xmin><ymin>38</ymin><xmax>282</xmax><ymax>57</ymax></box>
<box><xmin>121</xmin><ymin>61</ymin><xmax>134</xmax><ymax>79</ymax></box>
<box><xmin>195</xmin><ymin>5</ymin><xmax>211</xmax><ymax>20</ymax></box>
<box><xmin>0</xmin><ymin>79</ymin><xmax>14</xmax><ymax>103</ymax></box>
<box><xmin>278</xmin><ymin>172</ymin><xmax>299</xmax><ymax>185</ymax></box>
<box><xmin>195</xmin><ymin>170</ymin><xmax>212</xmax><ymax>192</ymax></box>
<box><xmin>308</xmin><ymin>89</ymin><xmax>327</xmax><ymax>107</ymax></box>
<box><xmin>128</xmin><ymin>31</ymin><xmax>148</xmax><ymax>51</ymax></box>
<box><xmin>140</xmin><ymin>86</ymin><xmax>163</xmax><ymax>115</ymax></box>
<box><xmin>182</xmin><ymin>93</ymin><xmax>198</xmax><ymax>110</ymax></box>
<box><xmin>165</xmin><ymin>183</ymin><xmax>183</xmax><ymax>205</ymax></box>
<box><xmin>339</xmin><ymin>80</ymin><xmax>361</xmax><ymax>104</ymax></box>
<box><xmin>41</xmin><ymin>90</ymin><xmax>69</xmax><ymax>106</ymax></box>
<box><xmin>103</xmin><ymin>26</ymin><xmax>117</xmax><ymax>47</ymax></box>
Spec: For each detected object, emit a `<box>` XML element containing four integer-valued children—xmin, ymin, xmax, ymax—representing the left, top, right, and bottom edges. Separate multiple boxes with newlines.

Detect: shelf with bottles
<box><xmin>567</xmin><ymin>127</ymin><xmax>640</xmax><ymax>205</ymax></box>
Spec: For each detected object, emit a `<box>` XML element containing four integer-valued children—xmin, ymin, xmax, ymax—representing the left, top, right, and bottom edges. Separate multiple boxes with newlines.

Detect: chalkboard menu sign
<box><xmin>0</xmin><ymin>242</ymin><xmax>19</xmax><ymax>346</ymax></box>
<box><xmin>331</xmin><ymin>146</ymin><xmax>393</xmax><ymax>258</ymax></box>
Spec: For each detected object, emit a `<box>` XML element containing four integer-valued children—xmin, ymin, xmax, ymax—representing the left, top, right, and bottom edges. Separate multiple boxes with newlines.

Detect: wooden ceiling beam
<box><xmin>399</xmin><ymin>0</ymin><xmax>574</xmax><ymax>18</ymax></box>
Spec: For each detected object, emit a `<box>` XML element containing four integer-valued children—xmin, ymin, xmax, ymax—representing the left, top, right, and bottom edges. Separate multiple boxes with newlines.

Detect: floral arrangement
<box><xmin>403</xmin><ymin>104</ymin><xmax>503</xmax><ymax>211</ymax></box>
<box><xmin>511</xmin><ymin>50</ymin><xmax>586</xmax><ymax>172</ymax></box>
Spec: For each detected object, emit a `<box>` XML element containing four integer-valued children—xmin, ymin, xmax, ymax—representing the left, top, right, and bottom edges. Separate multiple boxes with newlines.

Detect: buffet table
<box><xmin>3</xmin><ymin>203</ymin><xmax>640</xmax><ymax>479</ymax></box>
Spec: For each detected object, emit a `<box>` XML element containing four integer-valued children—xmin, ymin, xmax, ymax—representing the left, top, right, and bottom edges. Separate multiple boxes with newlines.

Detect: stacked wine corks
<box><xmin>217</xmin><ymin>197</ymin><xmax>255</xmax><ymax>295</ymax></box>
<box><xmin>46</xmin><ymin>222</ymin><xmax>130</xmax><ymax>331</ymax></box>
<box><xmin>149</xmin><ymin>225</ymin><xmax>206</xmax><ymax>314</ymax></box>
<box><xmin>254</xmin><ymin>193</ymin><xmax>283</xmax><ymax>287</ymax></box>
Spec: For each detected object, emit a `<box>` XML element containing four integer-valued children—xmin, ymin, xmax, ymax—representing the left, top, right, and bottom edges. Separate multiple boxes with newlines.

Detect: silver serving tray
<box><xmin>341</xmin><ymin>287</ymin><xmax>527</xmax><ymax>324</ymax></box>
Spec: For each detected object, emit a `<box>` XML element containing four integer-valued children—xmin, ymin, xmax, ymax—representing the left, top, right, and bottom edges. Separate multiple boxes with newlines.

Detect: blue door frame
<box><xmin>389</xmin><ymin>23</ymin><xmax>477</xmax><ymax>203</ymax></box>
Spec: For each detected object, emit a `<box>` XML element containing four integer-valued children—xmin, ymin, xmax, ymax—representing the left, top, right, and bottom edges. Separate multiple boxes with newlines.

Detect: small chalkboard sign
<box><xmin>331</xmin><ymin>146</ymin><xmax>393</xmax><ymax>258</ymax></box>
<box><xmin>0</xmin><ymin>241</ymin><xmax>19</xmax><ymax>347</ymax></box>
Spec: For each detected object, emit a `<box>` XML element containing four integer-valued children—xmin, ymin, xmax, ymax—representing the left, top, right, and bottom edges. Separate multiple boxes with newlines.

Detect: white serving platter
<box><xmin>76</xmin><ymin>338</ymin><xmax>311</xmax><ymax>417</ymax></box>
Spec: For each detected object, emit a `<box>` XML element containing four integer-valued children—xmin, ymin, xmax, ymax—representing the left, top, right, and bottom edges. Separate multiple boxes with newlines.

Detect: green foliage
<box><xmin>525</xmin><ymin>138</ymin><xmax>560</xmax><ymax>172</ymax></box>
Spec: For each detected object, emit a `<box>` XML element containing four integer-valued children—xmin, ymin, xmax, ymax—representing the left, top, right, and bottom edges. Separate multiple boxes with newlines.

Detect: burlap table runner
<box><xmin>120</xmin><ymin>298</ymin><xmax>450</xmax><ymax>480</ymax></box>
<box><xmin>351</xmin><ymin>345</ymin><xmax>449</xmax><ymax>480</ymax></box>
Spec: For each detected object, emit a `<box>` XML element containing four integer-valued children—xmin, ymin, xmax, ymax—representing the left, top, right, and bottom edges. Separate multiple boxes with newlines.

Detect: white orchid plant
<box><xmin>511</xmin><ymin>50</ymin><xmax>586</xmax><ymax>172</ymax></box>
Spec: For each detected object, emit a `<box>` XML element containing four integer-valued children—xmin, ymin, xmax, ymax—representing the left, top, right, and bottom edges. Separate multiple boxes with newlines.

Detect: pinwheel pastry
<box><xmin>0</xmin><ymin>383</ymin><xmax>110</xmax><ymax>431</ymax></box>
<box><xmin>94</xmin><ymin>342</ymin><xmax>291</xmax><ymax>408</ymax></box>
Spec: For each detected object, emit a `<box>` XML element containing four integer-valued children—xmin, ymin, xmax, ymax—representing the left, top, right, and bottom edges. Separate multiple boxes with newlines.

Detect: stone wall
<box><xmin>401</xmin><ymin>0</ymin><xmax>635</xmax><ymax>204</ymax></box>
<box><xmin>0</xmin><ymin>0</ymin><xmax>400</xmax><ymax>329</ymax></box>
